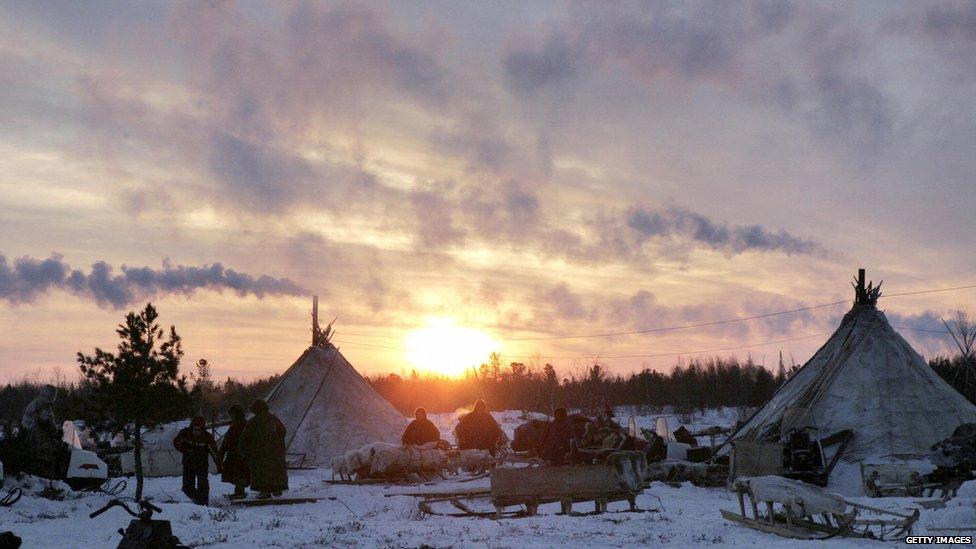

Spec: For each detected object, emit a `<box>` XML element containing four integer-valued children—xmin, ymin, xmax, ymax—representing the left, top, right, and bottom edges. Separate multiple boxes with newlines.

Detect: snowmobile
<box><xmin>0</xmin><ymin>421</ymin><xmax>108</xmax><ymax>490</ymax></box>
<box><xmin>89</xmin><ymin>498</ymin><xmax>188</xmax><ymax>549</ymax></box>
<box><xmin>781</xmin><ymin>426</ymin><xmax>827</xmax><ymax>485</ymax></box>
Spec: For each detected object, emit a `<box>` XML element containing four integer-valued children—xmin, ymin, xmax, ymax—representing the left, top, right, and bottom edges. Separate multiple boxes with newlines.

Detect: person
<box><xmin>19</xmin><ymin>384</ymin><xmax>71</xmax><ymax>479</ymax></box>
<box><xmin>173</xmin><ymin>416</ymin><xmax>219</xmax><ymax>505</ymax></box>
<box><xmin>455</xmin><ymin>400</ymin><xmax>505</xmax><ymax>454</ymax></box>
<box><xmin>240</xmin><ymin>399</ymin><xmax>288</xmax><ymax>499</ymax></box>
<box><xmin>218</xmin><ymin>405</ymin><xmax>250</xmax><ymax>500</ymax></box>
<box><xmin>402</xmin><ymin>407</ymin><xmax>440</xmax><ymax>446</ymax></box>
<box><xmin>538</xmin><ymin>408</ymin><xmax>576</xmax><ymax>465</ymax></box>
<box><xmin>21</xmin><ymin>385</ymin><xmax>59</xmax><ymax>436</ymax></box>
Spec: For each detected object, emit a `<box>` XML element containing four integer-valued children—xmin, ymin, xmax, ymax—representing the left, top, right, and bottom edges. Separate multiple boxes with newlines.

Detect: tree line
<box><xmin>367</xmin><ymin>352</ymin><xmax>796</xmax><ymax>416</ymax></box>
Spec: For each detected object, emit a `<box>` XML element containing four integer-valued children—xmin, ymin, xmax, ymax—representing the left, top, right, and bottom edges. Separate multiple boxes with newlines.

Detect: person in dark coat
<box><xmin>173</xmin><ymin>415</ymin><xmax>218</xmax><ymax>505</ymax></box>
<box><xmin>218</xmin><ymin>405</ymin><xmax>250</xmax><ymax>499</ymax></box>
<box><xmin>402</xmin><ymin>407</ymin><xmax>440</xmax><ymax>446</ymax></box>
<box><xmin>455</xmin><ymin>400</ymin><xmax>505</xmax><ymax>454</ymax></box>
<box><xmin>240</xmin><ymin>399</ymin><xmax>288</xmax><ymax>498</ymax></box>
<box><xmin>538</xmin><ymin>408</ymin><xmax>576</xmax><ymax>465</ymax></box>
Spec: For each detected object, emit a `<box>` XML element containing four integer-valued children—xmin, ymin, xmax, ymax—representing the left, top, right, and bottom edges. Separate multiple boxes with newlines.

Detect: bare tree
<box><xmin>943</xmin><ymin>309</ymin><xmax>976</xmax><ymax>401</ymax></box>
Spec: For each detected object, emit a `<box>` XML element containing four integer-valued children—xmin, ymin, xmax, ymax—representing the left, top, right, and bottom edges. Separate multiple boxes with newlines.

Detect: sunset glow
<box><xmin>0</xmin><ymin>2</ymin><xmax>973</xmax><ymax>382</ymax></box>
<box><xmin>405</xmin><ymin>319</ymin><xmax>499</xmax><ymax>377</ymax></box>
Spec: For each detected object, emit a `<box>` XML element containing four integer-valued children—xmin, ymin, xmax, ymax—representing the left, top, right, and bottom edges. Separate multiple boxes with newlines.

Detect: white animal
<box><xmin>370</xmin><ymin>444</ymin><xmax>448</xmax><ymax>477</ymax></box>
<box><xmin>330</xmin><ymin>455</ymin><xmax>349</xmax><ymax>481</ymax></box>
<box><xmin>346</xmin><ymin>442</ymin><xmax>397</xmax><ymax>478</ymax></box>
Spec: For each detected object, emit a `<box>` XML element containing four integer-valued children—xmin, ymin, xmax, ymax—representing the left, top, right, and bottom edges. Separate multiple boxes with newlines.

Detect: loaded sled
<box><xmin>721</xmin><ymin>476</ymin><xmax>919</xmax><ymax>541</ymax></box>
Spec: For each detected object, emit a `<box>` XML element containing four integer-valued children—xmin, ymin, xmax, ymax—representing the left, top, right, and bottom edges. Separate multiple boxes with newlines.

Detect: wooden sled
<box><xmin>415</xmin><ymin>455</ymin><xmax>648</xmax><ymax>518</ymax></box>
<box><xmin>860</xmin><ymin>462</ymin><xmax>961</xmax><ymax>500</ymax></box>
<box><xmin>722</xmin><ymin>476</ymin><xmax>919</xmax><ymax>541</ymax></box>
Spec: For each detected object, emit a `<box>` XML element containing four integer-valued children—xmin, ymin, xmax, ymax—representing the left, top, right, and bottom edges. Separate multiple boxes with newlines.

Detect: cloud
<box><xmin>0</xmin><ymin>254</ymin><xmax>71</xmax><ymax>304</ymax></box>
<box><xmin>889</xmin><ymin>1</ymin><xmax>976</xmax><ymax>75</ymax></box>
<box><xmin>536</xmin><ymin>282</ymin><xmax>591</xmax><ymax>320</ymax></box>
<box><xmin>206</xmin><ymin>131</ymin><xmax>317</xmax><ymax>211</ymax></box>
<box><xmin>552</xmin><ymin>1</ymin><xmax>897</xmax><ymax>156</ymax></box>
<box><xmin>885</xmin><ymin>310</ymin><xmax>955</xmax><ymax>355</ymax></box>
<box><xmin>624</xmin><ymin>206</ymin><xmax>819</xmax><ymax>255</ymax></box>
<box><xmin>0</xmin><ymin>253</ymin><xmax>306</xmax><ymax>308</ymax></box>
<box><xmin>504</xmin><ymin>31</ymin><xmax>580</xmax><ymax>94</ymax></box>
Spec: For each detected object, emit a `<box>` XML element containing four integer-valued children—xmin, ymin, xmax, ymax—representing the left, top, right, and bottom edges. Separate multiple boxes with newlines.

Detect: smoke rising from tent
<box><xmin>0</xmin><ymin>253</ymin><xmax>307</xmax><ymax>308</ymax></box>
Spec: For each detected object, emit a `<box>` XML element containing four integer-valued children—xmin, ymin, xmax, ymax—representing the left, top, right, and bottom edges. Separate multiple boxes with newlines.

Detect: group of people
<box><xmin>402</xmin><ymin>399</ymin><xmax>507</xmax><ymax>454</ymax></box>
<box><xmin>173</xmin><ymin>399</ymin><xmax>288</xmax><ymax>505</ymax></box>
<box><xmin>401</xmin><ymin>400</ymin><xmax>583</xmax><ymax>466</ymax></box>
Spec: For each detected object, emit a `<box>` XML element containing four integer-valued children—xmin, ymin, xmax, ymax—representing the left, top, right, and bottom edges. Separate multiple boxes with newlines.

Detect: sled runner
<box><xmin>721</xmin><ymin>476</ymin><xmax>919</xmax><ymax>541</ymax></box>
<box><xmin>0</xmin><ymin>488</ymin><xmax>21</xmax><ymax>507</ymax></box>
<box><xmin>229</xmin><ymin>496</ymin><xmax>324</xmax><ymax>507</ymax></box>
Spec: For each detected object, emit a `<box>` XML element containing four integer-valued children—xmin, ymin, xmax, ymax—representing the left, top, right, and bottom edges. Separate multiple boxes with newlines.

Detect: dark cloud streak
<box><xmin>0</xmin><ymin>253</ymin><xmax>306</xmax><ymax>309</ymax></box>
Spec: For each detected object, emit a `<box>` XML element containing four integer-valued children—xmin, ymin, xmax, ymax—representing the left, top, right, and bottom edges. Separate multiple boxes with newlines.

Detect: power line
<box><xmin>338</xmin><ymin>324</ymin><xmax>954</xmax><ymax>363</ymax></box>
<box><xmin>504</xmin><ymin>301</ymin><xmax>849</xmax><ymax>341</ymax></box>
<box><xmin>337</xmin><ymin>332</ymin><xmax>832</xmax><ymax>361</ymax></box>
<box><xmin>884</xmin><ymin>283</ymin><xmax>976</xmax><ymax>299</ymax></box>
<box><xmin>336</xmin><ymin>282</ymin><xmax>974</xmax><ymax>345</ymax></box>
<box><xmin>894</xmin><ymin>326</ymin><xmax>951</xmax><ymax>334</ymax></box>
<box><xmin>495</xmin><ymin>332</ymin><xmax>832</xmax><ymax>360</ymax></box>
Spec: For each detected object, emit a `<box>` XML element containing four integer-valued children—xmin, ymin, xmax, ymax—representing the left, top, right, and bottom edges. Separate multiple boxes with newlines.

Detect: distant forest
<box><xmin>2</xmin><ymin>351</ymin><xmax>974</xmax><ymax>424</ymax></box>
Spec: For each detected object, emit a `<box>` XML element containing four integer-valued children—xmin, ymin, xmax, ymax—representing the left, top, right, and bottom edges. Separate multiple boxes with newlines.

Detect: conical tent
<box><xmin>730</xmin><ymin>293</ymin><xmax>976</xmax><ymax>461</ymax></box>
<box><xmin>265</xmin><ymin>344</ymin><xmax>408</xmax><ymax>465</ymax></box>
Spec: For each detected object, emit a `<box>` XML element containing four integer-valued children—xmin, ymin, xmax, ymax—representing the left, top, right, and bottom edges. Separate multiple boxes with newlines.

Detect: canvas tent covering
<box><xmin>266</xmin><ymin>344</ymin><xmax>408</xmax><ymax>466</ymax></box>
<box><xmin>729</xmin><ymin>298</ymin><xmax>976</xmax><ymax>461</ymax></box>
<box><xmin>119</xmin><ymin>421</ymin><xmax>220</xmax><ymax>477</ymax></box>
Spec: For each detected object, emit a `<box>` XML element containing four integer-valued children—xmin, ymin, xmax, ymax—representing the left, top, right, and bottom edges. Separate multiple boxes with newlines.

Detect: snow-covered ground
<box><xmin>1</xmin><ymin>408</ymin><xmax>973</xmax><ymax>547</ymax></box>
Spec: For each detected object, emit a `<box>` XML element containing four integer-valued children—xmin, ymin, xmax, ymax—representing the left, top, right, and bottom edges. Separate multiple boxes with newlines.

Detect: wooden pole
<box><xmin>312</xmin><ymin>295</ymin><xmax>319</xmax><ymax>345</ymax></box>
<box><xmin>857</xmin><ymin>269</ymin><xmax>865</xmax><ymax>303</ymax></box>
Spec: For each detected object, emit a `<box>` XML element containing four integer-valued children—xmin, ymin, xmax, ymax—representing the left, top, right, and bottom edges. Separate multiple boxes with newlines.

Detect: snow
<box><xmin>2</xmin><ymin>408</ymin><xmax>972</xmax><ymax>547</ymax></box>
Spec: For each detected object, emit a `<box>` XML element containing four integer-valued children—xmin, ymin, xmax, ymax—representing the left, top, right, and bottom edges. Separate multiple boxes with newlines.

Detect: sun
<box><xmin>405</xmin><ymin>318</ymin><xmax>499</xmax><ymax>377</ymax></box>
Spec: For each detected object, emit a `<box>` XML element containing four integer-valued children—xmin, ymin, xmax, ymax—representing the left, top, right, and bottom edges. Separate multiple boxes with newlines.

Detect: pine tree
<box><xmin>77</xmin><ymin>303</ymin><xmax>191</xmax><ymax>500</ymax></box>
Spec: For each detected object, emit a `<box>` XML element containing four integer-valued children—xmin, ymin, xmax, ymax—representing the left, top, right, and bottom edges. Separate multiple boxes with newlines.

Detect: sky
<box><xmin>1</xmin><ymin>0</ymin><xmax>974</xmax><ymax>382</ymax></box>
